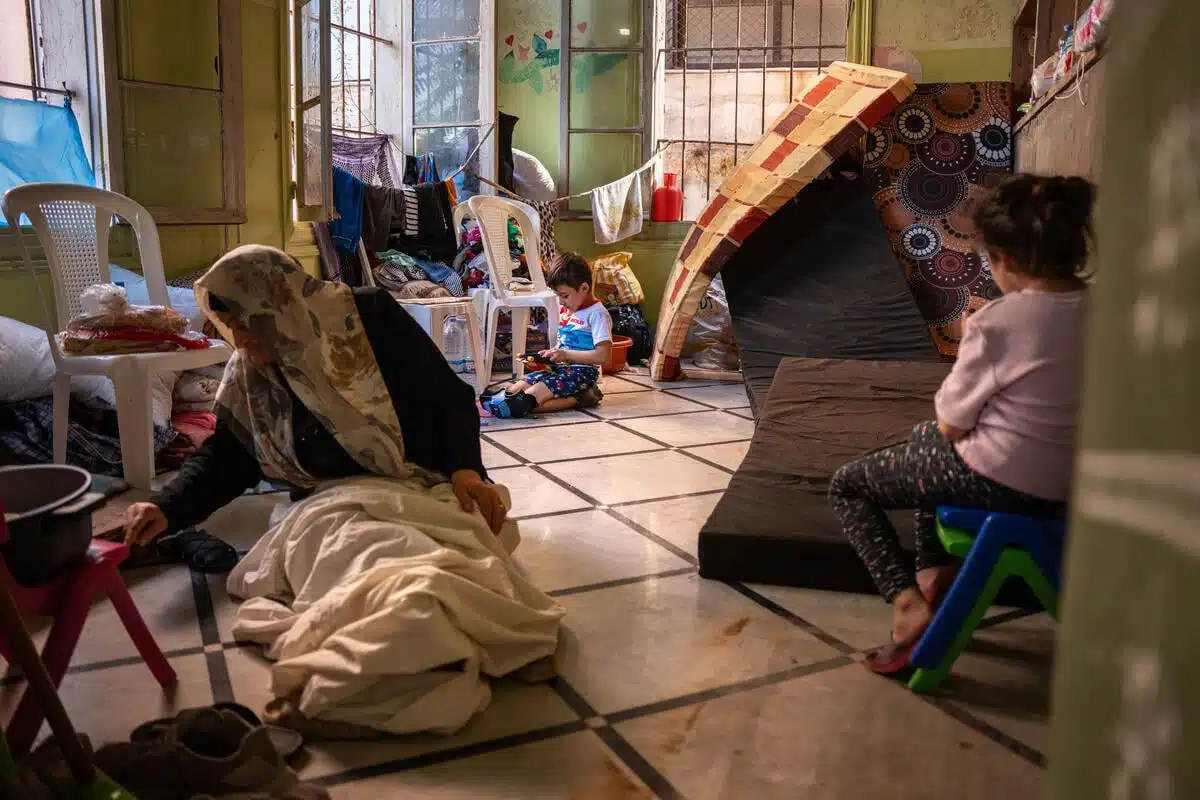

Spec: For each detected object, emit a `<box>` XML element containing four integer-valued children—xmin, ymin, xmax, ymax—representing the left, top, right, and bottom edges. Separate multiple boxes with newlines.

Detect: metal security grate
<box><xmin>657</xmin><ymin>0</ymin><xmax>847</xmax><ymax>218</ymax></box>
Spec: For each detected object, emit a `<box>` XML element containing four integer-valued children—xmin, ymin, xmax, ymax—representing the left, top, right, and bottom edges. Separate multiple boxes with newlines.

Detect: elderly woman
<box><xmin>124</xmin><ymin>244</ymin><xmax>506</xmax><ymax>555</ymax></box>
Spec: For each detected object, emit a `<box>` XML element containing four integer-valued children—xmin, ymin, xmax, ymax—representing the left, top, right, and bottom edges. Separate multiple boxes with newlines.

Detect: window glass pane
<box><xmin>299</xmin><ymin>102</ymin><xmax>326</xmax><ymax>208</ymax></box>
<box><xmin>413</xmin><ymin>0</ymin><xmax>479</xmax><ymax>41</ymax></box>
<box><xmin>570</xmin><ymin>0</ymin><xmax>641</xmax><ymax>48</ymax></box>
<box><xmin>122</xmin><ymin>86</ymin><xmax>223</xmax><ymax>209</ymax></box>
<box><xmin>0</xmin><ymin>0</ymin><xmax>34</xmax><ymax>100</ymax></box>
<box><xmin>414</xmin><ymin>125</ymin><xmax>481</xmax><ymax>197</ymax></box>
<box><xmin>299</xmin><ymin>0</ymin><xmax>323</xmax><ymax>103</ymax></box>
<box><xmin>413</xmin><ymin>41</ymin><xmax>481</xmax><ymax>125</ymax></box>
<box><xmin>569</xmin><ymin>53</ymin><xmax>641</xmax><ymax>129</ymax></box>
<box><xmin>118</xmin><ymin>0</ymin><xmax>220</xmax><ymax>90</ymax></box>
<box><xmin>567</xmin><ymin>132</ymin><xmax>641</xmax><ymax>213</ymax></box>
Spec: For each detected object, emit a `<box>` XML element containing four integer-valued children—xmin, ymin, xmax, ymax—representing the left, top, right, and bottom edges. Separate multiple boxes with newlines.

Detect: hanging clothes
<box><xmin>361</xmin><ymin>184</ymin><xmax>405</xmax><ymax>253</ymax></box>
<box><xmin>332</xmin><ymin>133</ymin><xmax>397</xmax><ymax>188</ymax></box>
<box><xmin>527</xmin><ymin>199</ymin><xmax>560</xmax><ymax>264</ymax></box>
<box><xmin>403</xmin><ymin>153</ymin><xmax>439</xmax><ymax>186</ymax></box>
<box><xmin>313</xmin><ymin>221</ymin><xmax>365</xmax><ymax>286</ymax></box>
<box><xmin>329</xmin><ymin>167</ymin><xmax>366</xmax><ymax>252</ymax></box>
<box><xmin>591</xmin><ymin>171</ymin><xmax>644</xmax><ymax>245</ymax></box>
<box><xmin>387</xmin><ymin>180</ymin><xmax>457</xmax><ymax>264</ymax></box>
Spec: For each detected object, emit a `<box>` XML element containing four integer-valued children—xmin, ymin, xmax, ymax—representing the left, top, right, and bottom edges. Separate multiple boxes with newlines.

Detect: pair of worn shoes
<box><xmin>93</xmin><ymin>704</ymin><xmax>324</xmax><ymax>799</ymax></box>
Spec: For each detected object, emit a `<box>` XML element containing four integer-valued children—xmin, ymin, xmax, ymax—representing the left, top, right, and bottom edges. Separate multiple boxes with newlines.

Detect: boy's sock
<box><xmin>489</xmin><ymin>391</ymin><xmax>539</xmax><ymax>419</ymax></box>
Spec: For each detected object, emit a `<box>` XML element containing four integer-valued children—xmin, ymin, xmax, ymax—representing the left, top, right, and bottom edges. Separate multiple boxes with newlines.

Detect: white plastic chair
<box><xmin>466</xmin><ymin>195</ymin><xmax>560</xmax><ymax>380</ymax></box>
<box><xmin>360</xmin><ymin>203</ymin><xmax>489</xmax><ymax>393</ymax></box>
<box><xmin>2</xmin><ymin>183</ymin><xmax>232</xmax><ymax>490</ymax></box>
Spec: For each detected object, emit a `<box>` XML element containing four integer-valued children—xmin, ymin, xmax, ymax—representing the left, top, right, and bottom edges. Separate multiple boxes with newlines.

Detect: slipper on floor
<box><xmin>131</xmin><ymin>702</ymin><xmax>304</xmax><ymax>761</ymax></box>
<box><xmin>156</xmin><ymin>528</ymin><xmax>239</xmax><ymax>574</ymax></box>
<box><xmin>864</xmin><ymin>641</ymin><xmax>917</xmax><ymax>675</ymax></box>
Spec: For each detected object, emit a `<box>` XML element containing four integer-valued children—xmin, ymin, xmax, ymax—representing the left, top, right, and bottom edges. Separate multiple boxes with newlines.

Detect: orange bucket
<box><xmin>603</xmin><ymin>336</ymin><xmax>633</xmax><ymax>375</ymax></box>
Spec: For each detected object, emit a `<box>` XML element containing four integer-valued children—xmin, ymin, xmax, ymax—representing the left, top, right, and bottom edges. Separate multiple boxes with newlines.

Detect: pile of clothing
<box><xmin>158</xmin><ymin>367</ymin><xmax>222</xmax><ymax>469</ymax></box>
<box><xmin>57</xmin><ymin>284</ymin><xmax>209</xmax><ymax>355</ymax></box>
<box><xmin>373</xmin><ymin>249</ymin><xmax>465</xmax><ymax>299</ymax></box>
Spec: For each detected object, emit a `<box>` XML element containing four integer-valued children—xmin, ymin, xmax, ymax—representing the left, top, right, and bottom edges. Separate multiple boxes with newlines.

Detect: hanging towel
<box><xmin>330</xmin><ymin>167</ymin><xmax>366</xmax><ymax>252</ymax></box>
<box><xmin>591</xmin><ymin>171</ymin><xmax>644</xmax><ymax>245</ymax></box>
<box><xmin>332</xmin><ymin>133</ymin><xmax>397</xmax><ymax>188</ymax></box>
<box><xmin>528</xmin><ymin>199</ymin><xmax>560</xmax><ymax>265</ymax></box>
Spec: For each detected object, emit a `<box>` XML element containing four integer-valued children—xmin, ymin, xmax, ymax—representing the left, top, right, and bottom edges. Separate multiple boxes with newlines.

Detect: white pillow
<box><xmin>0</xmin><ymin>315</ymin><xmax>173</xmax><ymax>427</ymax></box>
<box><xmin>0</xmin><ymin>316</ymin><xmax>56</xmax><ymax>403</ymax></box>
<box><xmin>512</xmin><ymin>149</ymin><xmax>557</xmax><ymax>202</ymax></box>
<box><xmin>108</xmin><ymin>265</ymin><xmax>205</xmax><ymax>332</ymax></box>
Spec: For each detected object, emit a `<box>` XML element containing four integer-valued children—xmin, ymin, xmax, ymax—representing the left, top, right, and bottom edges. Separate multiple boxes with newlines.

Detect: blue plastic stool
<box><xmin>907</xmin><ymin>507</ymin><xmax>1066</xmax><ymax>694</ymax></box>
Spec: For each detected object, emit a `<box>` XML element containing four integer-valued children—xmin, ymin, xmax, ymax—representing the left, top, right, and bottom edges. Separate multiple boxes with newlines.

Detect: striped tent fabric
<box><xmin>650</xmin><ymin>62</ymin><xmax>917</xmax><ymax>381</ymax></box>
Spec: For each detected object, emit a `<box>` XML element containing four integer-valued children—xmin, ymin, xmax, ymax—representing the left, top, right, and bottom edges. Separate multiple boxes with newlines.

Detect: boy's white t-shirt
<box><xmin>558</xmin><ymin>301</ymin><xmax>613</xmax><ymax>353</ymax></box>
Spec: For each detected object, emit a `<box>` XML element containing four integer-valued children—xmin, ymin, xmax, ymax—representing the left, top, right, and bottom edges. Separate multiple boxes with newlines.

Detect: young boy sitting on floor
<box><xmin>487</xmin><ymin>252</ymin><xmax>612</xmax><ymax>419</ymax></box>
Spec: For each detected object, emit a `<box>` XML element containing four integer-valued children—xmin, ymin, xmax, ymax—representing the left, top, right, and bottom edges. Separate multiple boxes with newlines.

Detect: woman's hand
<box><xmin>123</xmin><ymin>502</ymin><xmax>168</xmax><ymax>547</ymax></box>
<box><xmin>452</xmin><ymin>470</ymin><xmax>508</xmax><ymax>535</ymax></box>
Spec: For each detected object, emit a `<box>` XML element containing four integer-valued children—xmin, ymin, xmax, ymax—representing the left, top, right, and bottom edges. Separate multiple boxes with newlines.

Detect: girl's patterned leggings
<box><xmin>828</xmin><ymin>420</ymin><xmax>1063</xmax><ymax>602</ymax></box>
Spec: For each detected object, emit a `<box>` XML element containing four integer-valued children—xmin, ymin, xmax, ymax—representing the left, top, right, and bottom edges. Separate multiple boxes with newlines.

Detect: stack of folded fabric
<box><xmin>57</xmin><ymin>284</ymin><xmax>209</xmax><ymax>355</ymax></box>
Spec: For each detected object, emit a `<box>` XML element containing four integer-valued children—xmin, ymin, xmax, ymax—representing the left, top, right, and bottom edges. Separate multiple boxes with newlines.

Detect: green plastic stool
<box><xmin>907</xmin><ymin>522</ymin><xmax>1060</xmax><ymax>694</ymax></box>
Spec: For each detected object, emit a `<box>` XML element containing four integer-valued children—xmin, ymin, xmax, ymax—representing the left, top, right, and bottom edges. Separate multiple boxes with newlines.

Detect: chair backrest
<box><xmin>467</xmin><ymin>195</ymin><xmax>548</xmax><ymax>299</ymax></box>
<box><xmin>1</xmin><ymin>183</ymin><xmax>169</xmax><ymax>331</ymax></box>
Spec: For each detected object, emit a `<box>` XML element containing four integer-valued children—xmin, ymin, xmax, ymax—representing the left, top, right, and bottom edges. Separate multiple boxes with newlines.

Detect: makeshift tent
<box><xmin>649</xmin><ymin>65</ymin><xmax>1016</xmax><ymax>592</ymax></box>
<box><xmin>650</xmin><ymin>62</ymin><xmax>916</xmax><ymax>381</ymax></box>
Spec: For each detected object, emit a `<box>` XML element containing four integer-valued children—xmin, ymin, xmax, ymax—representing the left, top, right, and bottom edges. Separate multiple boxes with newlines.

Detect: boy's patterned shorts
<box><xmin>524</xmin><ymin>365</ymin><xmax>600</xmax><ymax>398</ymax></box>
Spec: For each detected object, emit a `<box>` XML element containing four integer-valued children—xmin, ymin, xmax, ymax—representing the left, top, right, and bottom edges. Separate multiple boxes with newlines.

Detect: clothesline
<box><xmin>464</xmin><ymin>139</ymin><xmax>686</xmax><ymax>205</ymax></box>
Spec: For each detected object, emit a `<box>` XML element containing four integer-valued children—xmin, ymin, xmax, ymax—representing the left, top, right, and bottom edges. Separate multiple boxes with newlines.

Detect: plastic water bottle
<box><xmin>1058</xmin><ymin>24</ymin><xmax>1074</xmax><ymax>59</ymax></box>
<box><xmin>442</xmin><ymin>315</ymin><xmax>474</xmax><ymax>380</ymax></box>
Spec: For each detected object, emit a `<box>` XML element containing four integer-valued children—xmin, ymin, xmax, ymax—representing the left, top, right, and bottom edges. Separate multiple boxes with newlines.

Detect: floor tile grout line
<box><xmin>548</xmin><ymin>566</ymin><xmax>698</xmax><ymax>598</ymax></box>
<box><xmin>551</xmin><ymin>678</ymin><xmax>685</xmax><ymax>800</ymax></box>
<box><xmin>190</xmin><ymin>570</ymin><xmax>235</xmax><ymax>704</ymax></box>
<box><xmin>609</xmin><ymin>488</ymin><xmax>727</xmax><ymax>510</ymax></box>
<box><xmin>726</xmin><ymin>582</ymin><xmax>1050</xmax><ymax>768</ymax></box>
<box><xmin>311</xmin><ymin>719</ymin><xmax>592</xmax><ymax>788</ymax></box>
<box><xmin>593</xmin><ymin>727</ymin><xmax>684</xmax><ymax>800</ymax></box>
<box><xmin>926</xmin><ymin>695</ymin><xmax>1047</xmax><ymax>768</ymax></box>
<box><xmin>603</xmin><ymin>655</ymin><xmax>856</xmax><ymax>726</ymax></box>
<box><xmin>601</xmin><ymin>507</ymin><xmax>699</xmax><ymax>566</ymax></box>
<box><xmin>725</xmin><ymin>583</ymin><xmax>859</xmax><ymax>656</ymax></box>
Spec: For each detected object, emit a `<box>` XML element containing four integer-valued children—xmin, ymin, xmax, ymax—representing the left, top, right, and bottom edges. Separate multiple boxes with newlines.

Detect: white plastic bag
<box><xmin>684</xmin><ymin>276</ymin><xmax>740</xmax><ymax>371</ymax></box>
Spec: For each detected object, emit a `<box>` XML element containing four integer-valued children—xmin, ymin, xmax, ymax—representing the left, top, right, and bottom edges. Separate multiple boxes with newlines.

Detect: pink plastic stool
<box><xmin>0</xmin><ymin>520</ymin><xmax>177</xmax><ymax>756</ymax></box>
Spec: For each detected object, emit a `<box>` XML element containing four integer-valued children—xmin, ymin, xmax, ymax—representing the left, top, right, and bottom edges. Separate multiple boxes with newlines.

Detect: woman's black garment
<box><xmin>151</xmin><ymin>287</ymin><xmax>486</xmax><ymax>534</ymax></box>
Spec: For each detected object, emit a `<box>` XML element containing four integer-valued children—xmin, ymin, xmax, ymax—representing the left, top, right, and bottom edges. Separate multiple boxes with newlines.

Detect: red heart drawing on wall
<box><xmin>577</xmin><ymin>22</ymin><xmax>587</xmax><ymax>33</ymax></box>
<box><xmin>505</xmin><ymin>34</ymin><xmax>514</xmax><ymax>46</ymax></box>
<box><xmin>544</xmin><ymin>30</ymin><xmax>553</xmax><ymax>39</ymax></box>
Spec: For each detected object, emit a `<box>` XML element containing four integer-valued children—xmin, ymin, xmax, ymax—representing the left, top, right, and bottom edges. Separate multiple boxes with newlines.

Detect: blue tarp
<box><xmin>0</xmin><ymin>96</ymin><xmax>95</xmax><ymax>225</ymax></box>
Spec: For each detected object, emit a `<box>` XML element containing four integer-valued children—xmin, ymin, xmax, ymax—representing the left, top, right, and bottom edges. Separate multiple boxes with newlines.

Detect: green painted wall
<box><xmin>0</xmin><ymin>0</ymin><xmax>287</xmax><ymax>328</ymax></box>
<box><xmin>1049</xmin><ymin>1</ymin><xmax>1200</xmax><ymax>796</ymax></box>
<box><xmin>497</xmin><ymin>0</ymin><xmax>561</xmax><ymax>179</ymax></box>
<box><xmin>874</xmin><ymin>0</ymin><xmax>1020</xmax><ymax>82</ymax></box>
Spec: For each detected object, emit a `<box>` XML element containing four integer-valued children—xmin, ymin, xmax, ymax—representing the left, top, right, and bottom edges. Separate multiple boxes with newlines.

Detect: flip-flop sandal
<box><xmin>157</xmin><ymin>528</ymin><xmax>239</xmax><ymax>574</ymax></box>
<box><xmin>864</xmin><ymin>641</ymin><xmax>917</xmax><ymax>675</ymax></box>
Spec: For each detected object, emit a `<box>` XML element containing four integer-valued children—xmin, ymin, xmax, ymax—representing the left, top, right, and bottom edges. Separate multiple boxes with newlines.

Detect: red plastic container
<box><xmin>651</xmin><ymin>173</ymin><xmax>683</xmax><ymax>222</ymax></box>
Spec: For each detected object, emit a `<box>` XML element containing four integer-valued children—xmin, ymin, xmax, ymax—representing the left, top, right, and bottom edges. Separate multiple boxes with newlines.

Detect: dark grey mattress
<box><xmin>699</xmin><ymin>356</ymin><xmax>951</xmax><ymax>591</ymax></box>
<box><xmin>719</xmin><ymin>173</ymin><xmax>946</xmax><ymax>414</ymax></box>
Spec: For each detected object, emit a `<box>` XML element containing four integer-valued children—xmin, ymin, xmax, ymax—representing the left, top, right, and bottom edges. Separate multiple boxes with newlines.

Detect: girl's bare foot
<box><xmin>916</xmin><ymin>565</ymin><xmax>958</xmax><ymax>606</ymax></box>
<box><xmin>890</xmin><ymin>587</ymin><xmax>934</xmax><ymax>646</ymax></box>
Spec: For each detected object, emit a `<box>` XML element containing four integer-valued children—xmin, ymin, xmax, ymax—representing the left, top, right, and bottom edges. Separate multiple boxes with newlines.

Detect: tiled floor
<box><xmin>5</xmin><ymin>370</ymin><xmax>1055</xmax><ymax>798</ymax></box>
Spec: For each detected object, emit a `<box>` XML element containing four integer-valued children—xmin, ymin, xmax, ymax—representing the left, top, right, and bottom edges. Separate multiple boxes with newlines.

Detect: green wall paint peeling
<box><xmin>875</xmin><ymin>0</ymin><xmax>1019</xmax><ymax>82</ymax></box>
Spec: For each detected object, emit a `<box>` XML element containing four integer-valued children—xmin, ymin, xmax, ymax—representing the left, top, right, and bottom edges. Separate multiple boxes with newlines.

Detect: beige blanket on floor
<box><xmin>226</xmin><ymin>476</ymin><xmax>564</xmax><ymax>736</ymax></box>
